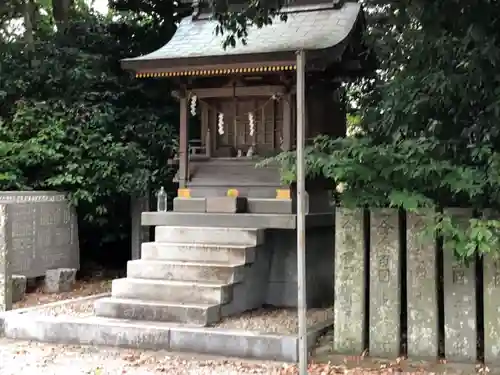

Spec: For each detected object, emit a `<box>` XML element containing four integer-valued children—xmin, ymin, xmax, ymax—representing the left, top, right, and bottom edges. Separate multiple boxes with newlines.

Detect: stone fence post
<box><xmin>333</xmin><ymin>208</ymin><xmax>366</xmax><ymax>354</ymax></box>
<box><xmin>481</xmin><ymin>210</ymin><xmax>500</xmax><ymax>366</ymax></box>
<box><xmin>369</xmin><ymin>208</ymin><xmax>401</xmax><ymax>358</ymax></box>
<box><xmin>442</xmin><ymin>208</ymin><xmax>476</xmax><ymax>363</ymax></box>
<box><xmin>406</xmin><ymin>209</ymin><xmax>439</xmax><ymax>358</ymax></box>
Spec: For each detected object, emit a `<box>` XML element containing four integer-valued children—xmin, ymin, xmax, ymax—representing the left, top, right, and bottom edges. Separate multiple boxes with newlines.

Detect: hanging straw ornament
<box><xmin>190</xmin><ymin>95</ymin><xmax>197</xmax><ymax>116</ymax></box>
<box><xmin>248</xmin><ymin>112</ymin><xmax>255</xmax><ymax>137</ymax></box>
<box><xmin>217</xmin><ymin>113</ymin><xmax>225</xmax><ymax>135</ymax></box>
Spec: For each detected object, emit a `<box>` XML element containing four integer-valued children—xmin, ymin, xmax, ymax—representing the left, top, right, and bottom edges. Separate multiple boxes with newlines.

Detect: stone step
<box><xmin>155</xmin><ymin>226</ymin><xmax>264</xmax><ymax>246</ymax></box>
<box><xmin>127</xmin><ymin>259</ymin><xmax>245</xmax><ymax>284</ymax></box>
<box><xmin>141</xmin><ymin>212</ymin><xmax>295</xmax><ymax>229</ymax></box>
<box><xmin>111</xmin><ymin>278</ymin><xmax>232</xmax><ymax>304</ymax></box>
<box><xmin>94</xmin><ymin>297</ymin><xmax>221</xmax><ymax>326</ymax></box>
<box><xmin>141</xmin><ymin>242</ymin><xmax>256</xmax><ymax>264</ymax></box>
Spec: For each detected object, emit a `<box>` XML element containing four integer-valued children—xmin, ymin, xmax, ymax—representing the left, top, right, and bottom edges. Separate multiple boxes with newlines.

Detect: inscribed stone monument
<box><xmin>0</xmin><ymin>204</ymin><xmax>12</xmax><ymax>312</ymax></box>
<box><xmin>0</xmin><ymin>192</ymin><xmax>79</xmax><ymax>278</ymax></box>
<box><xmin>406</xmin><ymin>210</ymin><xmax>439</xmax><ymax>359</ymax></box>
<box><xmin>369</xmin><ymin>209</ymin><xmax>401</xmax><ymax>357</ymax></box>
<box><xmin>333</xmin><ymin>208</ymin><xmax>366</xmax><ymax>354</ymax></box>
<box><xmin>442</xmin><ymin>208</ymin><xmax>476</xmax><ymax>363</ymax></box>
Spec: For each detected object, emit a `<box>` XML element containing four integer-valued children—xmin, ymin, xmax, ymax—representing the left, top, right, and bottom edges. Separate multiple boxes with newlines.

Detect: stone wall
<box><xmin>332</xmin><ymin>207</ymin><xmax>500</xmax><ymax>367</ymax></box>
<box><xmin>0</xmin><ymin>192</ymin><xmax>79</xmax><ymax>278</ymax></box>
<box><xmin>265</xmin><ymin>227</ymin><xmax>335</xmax><ymax>308</ymax></box>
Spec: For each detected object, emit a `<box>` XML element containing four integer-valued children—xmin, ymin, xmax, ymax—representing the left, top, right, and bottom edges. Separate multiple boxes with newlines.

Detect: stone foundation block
<box><xmin>173</xmin><ymin>198</ymin><xmax>206</xmax><ymax>212</ymax></box>
<box><xmin>247</xmin><ymin>199</ymin><xmax>293</xmax><ymax>214</ymax></box>
<box><xmin>206</xmin><ymin>197</ymin><xmax>247</xmax><ymax>213</ymax></box>
<box><xmin>11</xmin><ymin>275</ymin><xmax>27</xmax><ymax>303</ymax></box>
<box><xmin>45</xmin><ymin>268</ymin><xmax>77</xmax><ymax>293</ymax></box>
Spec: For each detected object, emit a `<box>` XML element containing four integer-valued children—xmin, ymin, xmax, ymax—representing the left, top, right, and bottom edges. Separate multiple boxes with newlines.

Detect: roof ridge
<box><xmin>191</xmin><ymin>1</ymin><xmax>353</xmax><ymax>22</ymax></box>
<box><xmin>282</xmin><ymin>2</ymin><xmax>340</xmax><ymax>14</ymax></box>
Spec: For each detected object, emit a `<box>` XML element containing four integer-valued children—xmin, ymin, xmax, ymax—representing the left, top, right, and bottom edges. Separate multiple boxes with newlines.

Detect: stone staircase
<box><xmin>94</xmin><ymin>226</ymin><xmax>264</xmax><ymax>326</ymax></box>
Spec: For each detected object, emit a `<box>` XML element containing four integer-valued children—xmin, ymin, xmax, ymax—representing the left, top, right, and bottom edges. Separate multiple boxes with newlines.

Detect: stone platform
<box><xmin>0</xmin><ymin>295</ymin><xmax>332</xmax><ymax>362</ymax></box>
<box><xmin>97</xmin><ymin>210</ymin><xmax>336</xmax><ymax>330</ymax></box>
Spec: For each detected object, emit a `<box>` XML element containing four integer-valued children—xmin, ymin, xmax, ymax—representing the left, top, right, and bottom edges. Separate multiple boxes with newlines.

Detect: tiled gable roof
<box><xmin>123</xmin><ymin>2</ymin><xmax>361</xmax><ymax>64</ymax></box>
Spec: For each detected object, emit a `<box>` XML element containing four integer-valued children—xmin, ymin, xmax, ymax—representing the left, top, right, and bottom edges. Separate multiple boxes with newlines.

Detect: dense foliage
<box><xmin>260</xmin><ymin>135</ymin><xmax>500</xmax><ymax>260</ymax></box>
<box><xmin>2</xmin><ymin>0</ymin><xmax>500</xmax><ymax>263</ymax></box>
<box><xmin>0</xmin><ymin>3</ymin><xmax>178</xmax><ymax>265</ymax></box>
<box><xmin>255</xmin><ymin>0</ymin><xmax>500</xmax><ymax>261</ymax></box>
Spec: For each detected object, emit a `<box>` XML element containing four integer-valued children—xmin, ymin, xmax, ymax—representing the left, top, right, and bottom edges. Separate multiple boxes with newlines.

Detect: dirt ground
<box><xmin>2</xmin><ymin>278</ymin><xmax>488</xmax><ymax>374</ymax></box>
<box><xmin>1</xmin><ymin>338</ymin><xmax>480</xmax><ymax>375</ymax></box>
<box><xmin>13</xmin><ymin>278</ymin><xmax>112</xmax><ymax>309</ymax></box>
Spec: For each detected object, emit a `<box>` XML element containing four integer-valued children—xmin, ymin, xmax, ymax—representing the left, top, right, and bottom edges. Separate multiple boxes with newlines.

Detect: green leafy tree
<box><xmin>261</xmin><ymin>135</ymin><xmax>500</xmax><ymax>261</ymax></box>
<box><xmin>225</xmin><ymin>0</ymin><xmax>500</xmax><ymax>261</ymax></box>
<box><xmin>0</xmin><ymin>5</ymin><xmax>178</xmax><ymax>264</ymax></box>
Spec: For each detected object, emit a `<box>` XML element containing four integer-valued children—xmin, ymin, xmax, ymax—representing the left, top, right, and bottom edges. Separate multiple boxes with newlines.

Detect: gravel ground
<box><xmin>14</xmin><ymin>279</ymin><xmax>112</xmax><ymax>309</ymax></box>
<box><xmin>213</xmin><ymin>306</ymin><xmax>334</xmax><ymax>334</ymax></box>
<box><xmin>0</xmin><ymin>338</ymin><xmax>288</xmax><ymax>375</ymax></box>
<box><xmin>28</xmin><ymin>299</ymin><xmax>97</xmax><ymax>317</ymax></box>
<box><xmin>0</xmin><ymin>338</ymin><xmax>475</xmax><ymax>374</ymax></box>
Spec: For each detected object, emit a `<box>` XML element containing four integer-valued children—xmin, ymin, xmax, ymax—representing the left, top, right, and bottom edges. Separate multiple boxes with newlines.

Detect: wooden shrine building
<box><xmin>122</xmin><ymin>0</ymin><xmax>366</xmax><ymax>204</ymax></box>
<box><xmin>102</xmin><ymin>0</ymin><xmax>367</xmax><ymax>326</ymax></box>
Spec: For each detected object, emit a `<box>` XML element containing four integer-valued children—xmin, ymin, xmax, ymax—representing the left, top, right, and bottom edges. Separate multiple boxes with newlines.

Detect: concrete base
<box><xmin>247</xmin><ymin>199</ymin><xmax>293</xmax><ymax>214</ymax></box>
<box><xmin>173</xmin><ymin>198</ymin><xmax>294</xmax><ymax>214</ymax></box>
<box><xmin>142</xmin><ymin>212</ymin><xmax>334</xmax><ymax>229</ymax></box>
<box><xmin>206</xmin><ymin>197</ymin><xmax>247</xmax><ymax>213</ymax></box>
<box><xmin>0</xmin><ymin>297</ymin><xmax>333</xmax><ymax>363</ymax></box>
<box><xmin>173</xmin><ymin>198</ymin><xmax>206</xmax><ymax>213</ymax></box>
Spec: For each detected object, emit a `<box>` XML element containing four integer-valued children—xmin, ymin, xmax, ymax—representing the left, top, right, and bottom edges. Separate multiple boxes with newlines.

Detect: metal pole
<box><xmin>295</xmin><ymin>49</ymin><xmax>308</xmax><ymax>375</ymax></box>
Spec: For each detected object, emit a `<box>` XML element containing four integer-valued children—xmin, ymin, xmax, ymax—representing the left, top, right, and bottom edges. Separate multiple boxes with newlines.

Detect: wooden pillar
<box><xmin>201</xmin><ymin>102</ymin><xmax>211</xmax><ymax>156</ymax></box>
<box><xmin>283</xmin><ymin>93</ymin><xmax>292</xmax><ymax>151</ymax></box>
<box><xmin>179</xmin><ymin>94</ymin><xmax>189</xmax><ymax>188</ymax></box>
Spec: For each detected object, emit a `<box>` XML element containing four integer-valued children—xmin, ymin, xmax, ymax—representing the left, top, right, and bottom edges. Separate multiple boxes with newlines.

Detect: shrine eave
<box><xmin>121</xmin><ymin>2</ymin><xmax>362</xmax><ymax>78</ymax></box>
<box><xmin>124</xmin><ymin>53</ymin><xmax>299</xmax><ymax>79</ymax></box>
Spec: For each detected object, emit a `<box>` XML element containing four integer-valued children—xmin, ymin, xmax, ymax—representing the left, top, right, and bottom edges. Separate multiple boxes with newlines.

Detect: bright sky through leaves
<box><xmin>89</xmin><ymin>0</ymin><xmax>108</xmax><ymax>14</ymax></box>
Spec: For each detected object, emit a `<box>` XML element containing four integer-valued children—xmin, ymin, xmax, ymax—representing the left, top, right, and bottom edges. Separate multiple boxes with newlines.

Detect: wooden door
<box><xmin>206</xmin><ymin>97</ymin><xmax>283</xmax><ymax>156</ymax></box>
